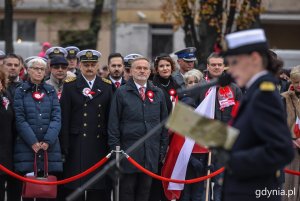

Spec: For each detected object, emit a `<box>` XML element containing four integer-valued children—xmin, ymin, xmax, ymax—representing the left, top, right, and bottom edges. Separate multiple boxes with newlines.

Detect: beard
<box><xmin>8</xmin><ymin>75</ymin><xmax>18</xmax><ymax>82</ymax></box>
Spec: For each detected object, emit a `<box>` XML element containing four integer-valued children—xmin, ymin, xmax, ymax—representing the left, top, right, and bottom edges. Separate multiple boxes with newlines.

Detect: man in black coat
<box><xmin>60</xmin><ymin>49</ymin><xmax>113</xmax><ymax>201</ymax></box>
<box><xmin>1</xmin><ymin>53</ymin><xmax>23</xmax><ymax>201</ymax></box>
<box><xmin>107</xmin><ymin>53</ymin><xmax>126</xmax><ymax>92</ymax></box>
<box><xmin>2</xmin><ymin>54</ymin><xmax>23</xmax><ymax>98</ymax></box>
<box><xmin>108</xmin><ymin>57</ymin><xmax>169</xmax><ymax>201</ymax></box>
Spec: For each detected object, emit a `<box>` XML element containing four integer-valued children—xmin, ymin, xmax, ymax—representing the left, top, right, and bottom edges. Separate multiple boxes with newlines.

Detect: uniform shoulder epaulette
<box><xmin>259</xmin><ymin>81</ymin><xmax>275</xmax><ymax>91</ymax></box>
<box><xmin>65</xmin><ymin>76</ymin><xmax>77</xmax><ymax>83</ymax></box>
<box><xmin>102</xmin><ymin>78</ymin><xmax>112</xmax><ymax>85</ymax></box>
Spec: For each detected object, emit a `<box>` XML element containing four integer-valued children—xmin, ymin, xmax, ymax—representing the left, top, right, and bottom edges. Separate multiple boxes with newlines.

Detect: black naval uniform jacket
<box><xmin>60</xmin><ymin>75</ymin><xmax>113</xmax><ymax>189</ymax></box>
<box><xmin>222</xmin><ymin>73</ymin><xmax>294</xmax><ymax>201</ymax></box>
<box><xmin>108</xmin><ymin>78</ymin><xmax>169</xmax><ymax>174</ymax></box>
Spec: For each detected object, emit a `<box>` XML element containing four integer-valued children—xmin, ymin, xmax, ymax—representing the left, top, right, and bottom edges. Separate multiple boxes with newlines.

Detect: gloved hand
<box><xmin>189</xmin><ymin>155</ymin><xmax>205</xmax><ymax>171</ymax></box>
<box><xmin>211</xmin><ymin>148</ymin><xmax>231</xmax><ymax>166</ymax></box>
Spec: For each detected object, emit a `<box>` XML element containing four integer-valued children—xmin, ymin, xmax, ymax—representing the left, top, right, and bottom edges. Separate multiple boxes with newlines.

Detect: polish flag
<box><xmin>294</xmin><ymin>116</ymin><xmax>300</xmax><ymax>138</ymax></box>
<box><xmin>162</xmin><ymin>86</ymin><xmax>216</xmax><ymax>200</ymax></box>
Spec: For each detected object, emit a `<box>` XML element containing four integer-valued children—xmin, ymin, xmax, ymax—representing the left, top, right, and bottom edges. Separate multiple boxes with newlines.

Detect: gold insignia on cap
<box><xmin>53</xmin><ymin>48</ymin><xmax>60</xmax><ymax>54</ymax></box>
<box><xmin>260</xmin><ymin>82</ymin><xmax>275</xmax><ymax>91</ymax></box>
<box><xmin>102</xmin><ymin>78</ymin><xmax>112</xmax><ymax>85</ymax></box>
<box><xmin>70</xmin><ymin>50</ymin><xmax>75</xmax><ymax>54</ymax></box>
<box><xmin>86</xmin><ymin>51</ymin><xmax>93</xmax><ymax>58</ymax></box>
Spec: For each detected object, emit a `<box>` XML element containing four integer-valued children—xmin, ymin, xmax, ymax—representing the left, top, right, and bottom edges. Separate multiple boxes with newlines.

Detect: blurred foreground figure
<box><xmin>222</xmin><ymin>29</ymin><xmax>294</xmax><ymax>201</ymax></box>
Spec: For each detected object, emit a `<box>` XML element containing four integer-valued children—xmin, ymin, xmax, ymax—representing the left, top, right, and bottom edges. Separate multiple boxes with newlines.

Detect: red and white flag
<box><xmin>294</xmin><ymin>116</ymin><xmax>300</xmax><ymax>138</ymax></box>
<box><xmin>162</xmin><ymin>86</ymin><xmax>216</xmax><ymax>200</ymax></box>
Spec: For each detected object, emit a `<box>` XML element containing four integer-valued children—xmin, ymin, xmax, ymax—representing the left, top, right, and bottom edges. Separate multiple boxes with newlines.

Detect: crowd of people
<box><xmin>0</xmin><ymin>28</ymin><xmax>298</xmax><ymax>201</ymax></box>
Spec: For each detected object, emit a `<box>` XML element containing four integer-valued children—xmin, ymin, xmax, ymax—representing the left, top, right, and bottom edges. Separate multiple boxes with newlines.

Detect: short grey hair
<box><xmin>27</xmin><ymin>58</ymin><xmax>47</xmax><ymax>69</ymax></box>
<box><xmin>131</xmin><ymin>57</ymin><xmax>150</xmax><ymax>68</ymax></box>
<box><xmin>183</xmin><ymin>69</ymin><xmax>203</xmax><ymax>84</ymax></box>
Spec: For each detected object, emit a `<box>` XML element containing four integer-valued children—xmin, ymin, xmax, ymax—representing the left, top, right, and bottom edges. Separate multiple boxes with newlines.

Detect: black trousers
<box><xmin>0</xmin><ymin>174</ymin><xmax>22</xmax><ymax>201</ymax></box>
<box><xmin>148</xmin><ymin>163</ymin><xmax>169</xmax><ymax>201</ymax></box>
<box><xmin>62</xmin><ymin>188</ymin><xmax>111</xmax><ymax>201</ymax></box>
<box><xmin>119</xmin><ymin>173</ymin><xmax>152</xmax><ymax>201</ymax></box>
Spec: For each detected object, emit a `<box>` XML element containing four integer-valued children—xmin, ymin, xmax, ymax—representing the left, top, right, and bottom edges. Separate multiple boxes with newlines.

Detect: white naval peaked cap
<box><xmin>223</xmin><ymin>29</ymin><xmax>269</xmax><ymax>56</ymax></box>
<box><xmin>76</xmin><ymin>49</ymin><xmax>101</xmax><ymax>62</ymax></box>
<box><xmin>45</xmin><ymin>46</ymin><xmax>68</xmax><ymax>59</ymax></box>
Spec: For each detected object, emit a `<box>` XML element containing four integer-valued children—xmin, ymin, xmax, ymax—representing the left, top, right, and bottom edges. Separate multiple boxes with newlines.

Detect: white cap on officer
<box><xmin>124</xmin><ymin>53</ymin><xmax>143</xmax><ymax>68</ymax></box>
<box><xmin>45</xmin><ymin>47</ymin><xmax>68</xmax><ymax>59</ymax></box>
<box><xmin>174</xmin><ymin>47</ymin><xmax>197</xmax><ymax>62</ymax></box>
<box><xmin>76</xmin><ymin>49</ymin><xmax>101</xmax><ymax>62</ymax></box>
<box><xmin>223</xmin><ymin>29</ymin><xmax>268</xmax><ymax>56</ymax></box>
<box><xmin>65</xmin><ymin>46</ymin><xmax>80</xmax><ymax>59</ymax></box>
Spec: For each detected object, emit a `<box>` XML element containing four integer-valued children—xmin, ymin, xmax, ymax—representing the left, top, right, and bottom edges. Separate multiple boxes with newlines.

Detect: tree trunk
<box><xmin>89</xmin><ymin>0</ymin><xmax>105</xmax><ymax>49</ymax></box>
<box><xmin>59</xmin><ymin>0</ymin><xmax>104</xmax><ymax>50</ymax></box>
<box><xmin>4</xmin><ymin>0</ymin><xmax>14</xmax><ymax>53</ymax></box>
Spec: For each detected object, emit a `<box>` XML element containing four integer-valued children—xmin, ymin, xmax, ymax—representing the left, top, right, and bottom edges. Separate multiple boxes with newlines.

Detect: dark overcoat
<box><xmin>0</xmin><ymin>91</ymin><xmax>14</xmax><ymax>173</ymax></box>
<box><xmin>60</xmin><ymin>75</ymin><xmax>113</xmax><ymax>189</ymax></box>
<box><xmin>222</xmin><ymin>73</ymin><xmax>294</xmax><ymax>201</ymax></box>
<box><xmin>108</xmin><ymin>78</ymin><xmax>168</xmax><ymax>174</ymax></box>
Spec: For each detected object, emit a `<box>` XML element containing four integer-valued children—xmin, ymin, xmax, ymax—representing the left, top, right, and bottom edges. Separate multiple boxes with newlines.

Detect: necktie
<box><xmin>115</xmin><ymin>81</ymin><xmax>120</xmax><ymax>88</ymax></box>
<box><xmin>89</xmin><ymin>81</ymin><xmax>92</xmax><ymax>88</ymax></box>
<box><xmin>139</xmin><ymin>87</ymin><xmax>145</xmax><ymax>101</ymax></box>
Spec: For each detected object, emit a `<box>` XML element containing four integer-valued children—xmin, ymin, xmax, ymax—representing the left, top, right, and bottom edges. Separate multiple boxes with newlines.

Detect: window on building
<box><xmin>0</xmin><ymin>19</ymin><xmax>36</xmax><ymax>42</ymax></box>
<box><xmin>151</xmin><ymin>25</ymin><xmax>173</xmax><ymax>59</ymax></box>
<box><xmin>16</xmin><ymin>20</ymin><xmax>36</xmax><ymax>41</ymax></box>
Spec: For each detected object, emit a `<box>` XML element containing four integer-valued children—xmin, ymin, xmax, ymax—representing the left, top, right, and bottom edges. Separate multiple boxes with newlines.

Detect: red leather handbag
<box><xmin>22</xmin><ymin>151</ymin><xmax>57</xmax><ymax>198</ymax></box>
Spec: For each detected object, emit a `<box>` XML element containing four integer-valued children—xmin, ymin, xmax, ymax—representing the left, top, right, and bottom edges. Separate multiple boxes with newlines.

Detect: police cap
<box><xmin>174</xmin><ymin>47</ymin><xmax>197</xmax><ymax>62</ymax></box>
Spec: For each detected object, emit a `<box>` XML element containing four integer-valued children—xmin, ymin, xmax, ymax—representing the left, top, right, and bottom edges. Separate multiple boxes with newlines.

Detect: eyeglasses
<box><xmin>30</xmin><ymin>67</ymin><xmax>45</xmax><ymax>72</ymax></box>
<box><xmin>51</xmin><ymin>65</ymin><xmax>68</xmax><ymax>70</ymax></box>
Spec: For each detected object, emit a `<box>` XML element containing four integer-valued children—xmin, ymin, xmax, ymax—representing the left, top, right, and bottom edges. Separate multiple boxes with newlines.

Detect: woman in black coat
<box><xmin>152</xmin><ymin>55</ymin><xmax>180</xmax><ymax>114</ymax></box>
<box><xmin>150</xmin><ymin>55</ymin><xmax>180</xmax><ymax>201</ymax></box>
<box><xmin>0</xmin><ymin>68</ymin><xmax>15</xmax><ymax>201</ymax></box>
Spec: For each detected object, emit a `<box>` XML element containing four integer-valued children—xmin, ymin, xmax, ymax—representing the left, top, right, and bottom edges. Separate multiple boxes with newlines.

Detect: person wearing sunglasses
<box><xmin>46</xmin><ymin>56</ymin><xmax>76</xmax><ymax>100</ymax></box>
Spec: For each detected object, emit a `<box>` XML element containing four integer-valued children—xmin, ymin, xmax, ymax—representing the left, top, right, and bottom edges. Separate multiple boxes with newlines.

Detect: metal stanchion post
<box><xmin>115</xmin><ymin>146</ymin><xmax>120</xmax><ymax>201</ymax></box>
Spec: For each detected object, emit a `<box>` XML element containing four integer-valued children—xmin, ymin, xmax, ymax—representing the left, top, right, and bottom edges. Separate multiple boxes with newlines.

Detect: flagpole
<box><xmin>205</xmin><ymin>151</ymin><xmax>212</xmax><ymax>201</ymax></box>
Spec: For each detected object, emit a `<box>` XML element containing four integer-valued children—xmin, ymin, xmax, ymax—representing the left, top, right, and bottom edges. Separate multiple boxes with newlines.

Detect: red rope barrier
<box><xmin>0</xmin><ymin>154</ymin><xmax>110</xmax><ymax>185</ymax></box>
<box><xmin>284</xmin><ymin>169</ymin><xmax>300</xmax><ymax>176</ymax></box>
<box><xmin>127</xmin><ymin>156</ymin><xmax>224</xmax><ymax>184</ymax></box>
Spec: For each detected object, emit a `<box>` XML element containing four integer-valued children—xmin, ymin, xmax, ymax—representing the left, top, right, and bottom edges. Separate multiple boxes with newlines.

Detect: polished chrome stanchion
<box><xmin>115</xmin><ymin>146</ymin><xmax>120</xmax><ymax>201</ymax></box>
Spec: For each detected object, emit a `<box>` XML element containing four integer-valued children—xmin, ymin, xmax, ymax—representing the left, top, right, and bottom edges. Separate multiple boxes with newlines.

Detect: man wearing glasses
<box><xmin>173</xmin><ymin>47</ymin><xmax>197</xmax><ymax>88</ymax></box>
<box><xmin>46</xmin><ymin>56</ymin><xmax>76</xmax><ymax>100</ymax></box>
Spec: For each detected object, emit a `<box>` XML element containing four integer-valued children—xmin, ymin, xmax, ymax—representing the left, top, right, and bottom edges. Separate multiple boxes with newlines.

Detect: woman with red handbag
<box><xmin>13</xmin><ymin>57</ymin><xmax>62</xmax><ymax>200</ymax></box>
